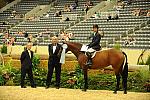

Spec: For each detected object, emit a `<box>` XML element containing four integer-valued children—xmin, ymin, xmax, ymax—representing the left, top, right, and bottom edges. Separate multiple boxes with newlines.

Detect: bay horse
<box><xmin>64</xmin><ymin>41</ymin><xmax>128</xmax><ymax>94</ymax></box>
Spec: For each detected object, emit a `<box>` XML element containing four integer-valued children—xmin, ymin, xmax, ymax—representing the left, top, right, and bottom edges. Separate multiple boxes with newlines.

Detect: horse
<box><xmin>64</xmin><ymin>41</ymin><xmax>128</xmax><ymax>94</ymax></box>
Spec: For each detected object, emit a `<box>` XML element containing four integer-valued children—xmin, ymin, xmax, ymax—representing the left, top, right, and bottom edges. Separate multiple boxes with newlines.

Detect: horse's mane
<box><xmin>66</xmin><ymin>42</ymin><xmax>82</xmax><ymax>47</ymax></box>
<box><xmin>65</xmin><ymin>41</ymin><xmax>82</xmax><ymax>51</ymax></box>
<box><xmin>67</xmin><ymin>42</ymin><xmax>82</xmax><ymax>47</ymax></box>
<box><xmin>65</xmin><ymin>42</ymin><xmax>83</xmax><ymax>58</ymax></box>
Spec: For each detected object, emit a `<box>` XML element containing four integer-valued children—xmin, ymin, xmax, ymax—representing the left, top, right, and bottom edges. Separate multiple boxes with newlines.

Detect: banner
<box><xmin>60</xmin><ymin>44</ymin><xmax>68</xmax><ymax>64</ymax></box>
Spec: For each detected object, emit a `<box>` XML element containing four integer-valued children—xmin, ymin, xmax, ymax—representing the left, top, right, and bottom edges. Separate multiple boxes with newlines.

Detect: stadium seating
<box><xmin>8</xmin><ymin>0</ymin><xmax>101</xmax><ymax>45</ymax></box>
<box><xmin>0</xmin><ymin>0</ymin><xmax>150</xmax><ymax>49</ymax></box>
<box><xmin>66</xmin><ymin>0</ymin><xmax>150</xmax><ymax>49</ymax></box>
<box><xmin>0</xmin><ymin>0</ymin><xmax>52</xmax><ymax>32</ymax></box>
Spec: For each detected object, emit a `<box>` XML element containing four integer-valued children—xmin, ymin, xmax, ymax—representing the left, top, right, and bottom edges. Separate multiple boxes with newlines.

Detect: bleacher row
<box><xmin>0</xmin><ymin>0</ymin><xmax>150</xmax><ymax>49</ymax></box>
<box><xmin>5</xmin><ymin>0</ymin><xmax>101</xmax><ymax>45</ymax></box>
<box><xmin>0</xmin><ymin>0</ymin><xmax>52</xmax><ymax>32</ymax></box>
<box><xmin>66</xmin><ymin>0</ymin><xmax>150</xmax><ymax>49</ymax></box>
<box><xmin>9</xmin><ymin>0</ymin><xmax>100</xmax><ymax>34</ymax></box>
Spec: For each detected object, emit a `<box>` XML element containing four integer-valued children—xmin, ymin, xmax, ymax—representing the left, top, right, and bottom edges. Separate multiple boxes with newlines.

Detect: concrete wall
<box><xmin>6</xmin><ymin>45</ymin><xmax>150</xmax><ymax>64</ymax></box>
<box><xmin>4</xmin><ymin>57</ymin><xmax>149</xmax><ymax>71</ymax></box>
<box><xmin>122</xmin><ymin>49</ymin><xmax>150</xmax><ymax>65</ymax></box>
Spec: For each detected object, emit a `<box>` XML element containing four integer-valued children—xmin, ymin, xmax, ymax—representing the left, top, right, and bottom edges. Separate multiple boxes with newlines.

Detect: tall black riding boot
<box><xmin>85</xmin><ymin>52</ymin><xmax>92</xmax><ymax>68</ymax></box>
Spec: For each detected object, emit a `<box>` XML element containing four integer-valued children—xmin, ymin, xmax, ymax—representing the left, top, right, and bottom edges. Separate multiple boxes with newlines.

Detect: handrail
<box><xmin>85</xmin><ymin>0</ymin><xmax>117</xmax><ymax>20</ymax></box>
<box><xmin>24</xmin><ymin>0</ymin><xmax>57</xmax><ymax>19</ymax></box>
<box><xmin>137</xmin><ymin>49</ymin><xmax>146</xmax><ymax>65</ymax></box>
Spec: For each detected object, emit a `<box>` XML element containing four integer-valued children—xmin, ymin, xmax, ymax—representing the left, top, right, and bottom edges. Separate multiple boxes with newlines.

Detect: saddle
<box><xmin>88</xmin><ymin>48</ymin><xmax>111</xmax><ymax>58</ymax></box>
<box><xmin>80</xmin><ymin>45</ymin><xmax>101</xmax><ymax>58</ymax></box>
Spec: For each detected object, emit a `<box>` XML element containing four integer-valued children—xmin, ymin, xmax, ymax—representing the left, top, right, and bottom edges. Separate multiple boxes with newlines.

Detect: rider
<box><xmin>85</xmin><ymin>24</ymin><xmax>104</xmax><ymax>67</ymax></box>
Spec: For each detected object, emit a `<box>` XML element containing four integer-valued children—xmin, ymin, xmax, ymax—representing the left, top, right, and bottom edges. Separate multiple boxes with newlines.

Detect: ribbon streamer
<box><xmin>60</xmin><ymin>44</ymin><xmax>68</xmax><ymax>64</ymax></box>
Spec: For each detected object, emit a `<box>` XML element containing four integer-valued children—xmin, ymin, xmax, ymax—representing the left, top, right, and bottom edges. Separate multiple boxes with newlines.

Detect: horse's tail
<box><xmin>122</xmin><ymin>52</ymin><xmax>128</xmax><ymax>77</ymax></box>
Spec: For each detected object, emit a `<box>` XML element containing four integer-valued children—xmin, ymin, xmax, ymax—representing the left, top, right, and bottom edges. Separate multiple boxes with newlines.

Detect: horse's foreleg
<box><xmin>113</xmin><ymin>74</ymin><xmax>121</xmax><ymax>94</ymax></box>
<box><xmin>82</xmin><ymin>68</ymin><xmax>88</xmax><ymax>92</ymax></box>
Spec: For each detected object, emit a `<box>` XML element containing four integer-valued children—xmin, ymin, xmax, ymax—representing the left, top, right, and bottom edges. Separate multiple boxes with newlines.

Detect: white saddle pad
<box><xmin>80</xmin><ymin>45</ymin><xmax>88</xmax><ymax>52</ymax></box>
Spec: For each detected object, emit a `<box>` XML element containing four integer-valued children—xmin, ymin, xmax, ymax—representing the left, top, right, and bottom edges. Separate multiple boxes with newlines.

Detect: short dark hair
<box><xmin>93</xmin><ymin>24</ymin><xmax>98</xmax><ymax>29</ymax></box>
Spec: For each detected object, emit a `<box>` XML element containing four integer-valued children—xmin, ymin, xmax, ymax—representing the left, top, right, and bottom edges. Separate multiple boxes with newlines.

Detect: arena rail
<box><xmin>104</xmin><ymin>64</ymin><xmax>149</xmax><ymax>71</ymax></box>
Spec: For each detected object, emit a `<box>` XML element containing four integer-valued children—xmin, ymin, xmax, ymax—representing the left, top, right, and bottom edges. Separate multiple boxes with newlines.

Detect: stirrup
<box><xmin>85</xmin><ymin>61</ymin><xmax>92</xmax><ymax>67</ymax></box>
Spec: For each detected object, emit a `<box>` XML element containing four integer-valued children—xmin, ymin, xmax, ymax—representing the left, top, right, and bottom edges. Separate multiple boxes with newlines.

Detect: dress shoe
<box><xmin>21</xmin><ymin>86</ymin><xmax>27</xmax><ymax>88</ymax></box>
<box><xmin>45</xmin><ymin>86</ymin><xmax>49</xmax><ymax>89</ymax></box>
<box><xmin>31</xmin><ymin>86</ymin><xmax>36</xmax><ymax>88</ymax></box>
<box><xmin>56</xmin><ymin>86</ymin><xmax>60</xmax><ymax>89</ymax></box>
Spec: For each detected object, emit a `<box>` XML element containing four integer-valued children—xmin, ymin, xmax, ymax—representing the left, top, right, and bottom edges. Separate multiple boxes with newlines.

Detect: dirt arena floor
<box><xmin>0</xmin><ymin>86</ymin><xmax>150</xmax><ymax>100</ymax></box>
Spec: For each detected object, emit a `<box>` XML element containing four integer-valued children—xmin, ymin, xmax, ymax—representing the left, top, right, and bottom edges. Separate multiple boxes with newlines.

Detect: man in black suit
<box><xmin>20</xmin><ymin>42</ymin><xmax>36</xmax><ymax>88</ymax></box>
<box><xmin>86</xmin><ymin>24</ymin><xmax>104</xmax><ymax>67</ymax></box>
<box><xmin>46</xmin><ymin>36</ymin><xmax>62</xmax><ymax>89</ymax></box>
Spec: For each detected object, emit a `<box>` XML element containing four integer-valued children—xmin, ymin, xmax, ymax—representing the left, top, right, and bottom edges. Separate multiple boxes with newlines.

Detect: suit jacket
<box><xmin>20</xmin><ymin>50</ymin><xmax>33</xmax><ymax>69</ymax></box>
<box><xmin>88</xmin><ymin>32</ymin><xmax>101</xmax><ymax>51</ymax></box>
<box><xmin>48</xmin><ymin>43</ymin><xmax>62</xmax><ymax>64</ymax></box>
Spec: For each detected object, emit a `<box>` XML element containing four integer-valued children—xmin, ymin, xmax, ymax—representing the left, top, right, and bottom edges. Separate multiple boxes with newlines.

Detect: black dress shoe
<box><xmin>56</xmin><ymin>86</ymin><xmax>60</xmax><ymax>89</ymax></box>
<box><xmin>31</xmin><ymin>86</ymin><xmax>36</xmax><ymax>88</ymax></box>
<box><xmin>56</xmin><ymin>87</ymin><xmax>60</xmax><ymax>89</ymax></box>
<box><xmin>45</xmin><ymin>86</ymin><xmax>49</xmax><ymax>89</ymax></box>
<box><xmin>21</xmin><ymin>86</ymin><xmax>27</xmax><ymax>88</ymax></box>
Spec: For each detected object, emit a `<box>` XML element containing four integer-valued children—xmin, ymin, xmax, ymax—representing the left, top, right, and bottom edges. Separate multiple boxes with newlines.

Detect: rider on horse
<box><xmin>85</xmin><ymin>24</ymin><xmax>104</xmax><ymax>67</ymax></box>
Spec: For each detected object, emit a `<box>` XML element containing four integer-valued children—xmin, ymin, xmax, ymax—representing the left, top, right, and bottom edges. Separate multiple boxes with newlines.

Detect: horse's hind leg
<box><xmin>113</xmin><ymin>74</ymin><xmax>121</xmax><ymax>94</ymax></box>
<box><xmin>121</xmin><ymin>74</ymin><xmax>127</xmax><ymax>94</ymax></box>
<box><xmin>121</xmin><ymin>62</ymin><xmax>128</xmax><ymax>94</ymax></box>
<box><xmin>121</xmin><ymin>51</ymin><xmax>128</xmax><ymax>94</ymax></box>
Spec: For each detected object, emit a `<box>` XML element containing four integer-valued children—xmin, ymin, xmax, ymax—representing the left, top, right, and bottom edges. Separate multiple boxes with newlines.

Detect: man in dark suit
<box><xmin>86</xmin><ymin>24</ymin><xmax>104</xmax><ymax>67</ymax></box>
<box><xmin>20</xmin><ymin>42</ymin><xmax>36</xmax><ymax>88</ymax></box>
<box><xmin>46</xmin><ymin>36</ymin><xmax>62</xmax><ymax>89</ymax></box>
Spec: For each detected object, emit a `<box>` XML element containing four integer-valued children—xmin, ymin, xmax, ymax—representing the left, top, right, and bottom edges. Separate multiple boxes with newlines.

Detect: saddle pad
<box><xmin>91</xmin><ymin>48</ymin><xmax>111</xmax><ymax>58</ymax></box>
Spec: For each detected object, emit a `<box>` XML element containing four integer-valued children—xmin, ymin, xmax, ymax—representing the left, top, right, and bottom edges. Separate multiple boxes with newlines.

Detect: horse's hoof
<box><xmin>82</xmin><ymin>89</ymin><xmax>87</xmax><ymax>92</ymax></box>
<box><xmin>113</xmin><ymin>91</ymin><xmax>117</xmax><ymax>94</ymax></box>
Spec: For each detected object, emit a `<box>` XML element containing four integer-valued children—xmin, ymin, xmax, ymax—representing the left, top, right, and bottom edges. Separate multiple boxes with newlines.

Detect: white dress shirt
<box><xmin>28</xmin><ymin>50</ymin><xmax>31</xmax><ymax>58</ymax></box>
<box><xmin>53</xmin><ymin>46</ymin><xmax>56</xmax><ymax>54</ymax></box>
